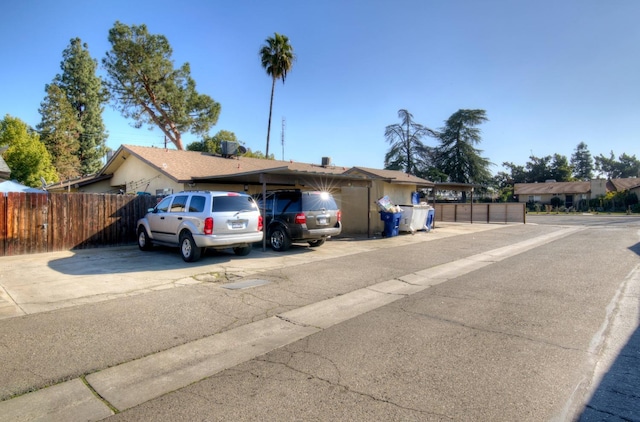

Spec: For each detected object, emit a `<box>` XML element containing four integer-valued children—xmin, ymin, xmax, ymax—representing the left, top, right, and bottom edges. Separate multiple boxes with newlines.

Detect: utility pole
<box><xmin>281</xmin><ymin>117</ymin><xmax>286</xmax><ymax>161</ymax></box>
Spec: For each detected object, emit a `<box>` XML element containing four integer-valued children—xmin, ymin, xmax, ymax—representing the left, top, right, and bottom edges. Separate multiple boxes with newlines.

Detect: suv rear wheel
<box><xmin>269</xmin><ymin>226</ymin><xmax>292</xmax><ymax>251</ymax></box>
<box><xmin>180</xmin><ymin>232</ymin><xmax>203</xmax><ymax>262</ymax></box>
<box><xmin>308</xmin><ymin>238</ymin><xmax>326</xmax><ymax>247</ymax></box>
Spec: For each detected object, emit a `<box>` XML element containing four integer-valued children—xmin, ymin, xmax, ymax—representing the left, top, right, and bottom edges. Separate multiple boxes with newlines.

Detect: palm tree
<box><xmin>259</xmin><ymin>33</ymin><xmax>295</xmax><ymax>159</ymax></box>
<box><xmin>384</xmin><ymin>109</ymin><xmax>436</xmax><ymax>175</ymax></box>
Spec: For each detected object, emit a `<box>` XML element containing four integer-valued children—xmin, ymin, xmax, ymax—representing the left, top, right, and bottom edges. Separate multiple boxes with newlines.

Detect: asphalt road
<box><xmin>1</xmin><ymin>218</ymin><xmax>639</xmax><ymax>421</ymax></box>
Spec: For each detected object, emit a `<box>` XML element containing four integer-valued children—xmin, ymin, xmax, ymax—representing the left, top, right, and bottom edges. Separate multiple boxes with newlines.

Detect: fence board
<box><xmin>435</xmin><ymin>203</ymin><xmax>525</xmax><ymax>224</ymax></box>
<box><xmin>0</xmin><ymin>196</ymin><xmax>5</xmax><ymax>256</ymax></box>
<box><xmin>0</xmin><ymin>193</ymin><xmax>158</xmax><ymax>257</ymax></box>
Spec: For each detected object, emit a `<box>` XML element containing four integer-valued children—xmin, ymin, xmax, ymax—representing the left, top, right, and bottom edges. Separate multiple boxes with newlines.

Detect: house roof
<box><xmin>514</xmin><ymin>181</ymin><xmax>592</xmax><ymax>195</ymax></box>
<box><xmin>345</xmin><ymin>167</ymin><xmax>434</xmax><ymax>187</ymax></box>
<box><xmin>102</xmin><ymin>145</ymin><xmax>355</xmax><ymax>182</ymax></box>
<box><xmin>101</xmin><ymin>145</ymin><xmax>403</xmax><ymax>189</ymax></box>
<box><xmin>609</xmin><ymin>177</ymin><xmax>640</xmax><ymax>191</ymax></box>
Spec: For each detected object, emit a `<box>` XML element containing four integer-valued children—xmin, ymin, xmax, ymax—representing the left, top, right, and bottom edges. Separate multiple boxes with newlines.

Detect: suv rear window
<box><xmin>302</xmin><ymin>192</ymin><xmax>338</xmax><ymax>211</ymax></box>
<box><xmin>211</xmin><ymin>195</ymin><xmax>258</xmax><ymax>212</ymax></box>
<box><xmin>275</xmin><ymin>193</ymin><xmax>302</xmax><ymax>214</ymax></box>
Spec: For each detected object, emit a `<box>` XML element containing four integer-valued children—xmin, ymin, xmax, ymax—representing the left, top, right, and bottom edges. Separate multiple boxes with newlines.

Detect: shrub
<box><xmin>550</xmin><ymin>196</ymin><xmax>564</xmax><ymax>209</ymax></box>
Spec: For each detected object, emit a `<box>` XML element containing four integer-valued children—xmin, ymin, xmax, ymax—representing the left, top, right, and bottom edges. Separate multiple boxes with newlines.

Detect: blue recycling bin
<box><xmin>380</xmin><ymin>211</ymin><xmax>402</xmax><ymax>237</ymax></box>
<box><xmin>426</xmin><ymin>208</ymin><xmax>435</xmax><ymax>232</ymax></box>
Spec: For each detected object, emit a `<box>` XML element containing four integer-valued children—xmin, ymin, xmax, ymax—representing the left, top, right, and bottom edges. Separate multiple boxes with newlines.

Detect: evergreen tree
<box><xmin>37</xmin><ymin>83</ymin><xmax>82</xmax><ymax>180</ymax></box>
<box><xmin>571</xmin><ymin>142</ymin><xmax>594</xmax><ymax>180</ymax></box>
<box><xmin>549</xmin><ymin>153</ymin><xmax>573</xmax><ymax>182</ymax></box>
<box><xmin>103</xmin><ymin>22</ymin><xmax>221</xmax><ymax>151</ymax></box>
<box><xmin>383</xmin><ymin>109</ymin><xmax>436</xmax><ymax>176</ymax></box>
<box><xmin>525</xmin><ymin>155</ymin><xmax>553</xmax><ymax>182</ymax></box>
<box><xmin>433</xmin><ymin>109</ymin><xmax>492</xmax><ymax>189</ymax></box>
<box><xmin>54</xmin><ymin>38</ymin><xmax>108</xmax><ymax>175</ymax></box>
<box><xmin>0</xmin><ymin>115</ymin><xmax>58</xmax><ymax>187</ymax></box>
<box><xmin>595</xmin><ymin>151</ymin><xmax>640</xmax><ymax>178</ymax></box>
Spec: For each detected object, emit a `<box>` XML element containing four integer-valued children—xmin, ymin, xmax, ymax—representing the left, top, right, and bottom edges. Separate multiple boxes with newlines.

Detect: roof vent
<box><xmin>545</xmin><ymin>179</ymin><xmax>557</xmax><ymax>183</ymax></box>
<box><xmin>321</xmin><ymin>157</ymin><xmax>332</xmax><ymax>167</ymax></box>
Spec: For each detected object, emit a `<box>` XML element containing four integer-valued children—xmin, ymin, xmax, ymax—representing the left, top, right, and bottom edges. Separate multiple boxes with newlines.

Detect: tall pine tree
<box><xmin>53</xmin><ymin>38</ymin><xmax>108</xmax><ymax>175</ymax></box>
<box><xmin>571</xmin><ymin>142</ymin><xmax>594</xmax><ymax>180</ymax></box>
<box><xmin>37</xmin><ymin>83</ymin><xmax>82</xmax><ymax>180</ymax></box>
<box><xmin>433</xmin><ymin>109</ymin><xmax>492</xmax><ymax>188</ymax></box>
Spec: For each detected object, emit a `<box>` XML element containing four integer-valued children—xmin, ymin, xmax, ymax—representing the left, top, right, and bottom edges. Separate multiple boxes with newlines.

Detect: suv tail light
<box><xmin>294</xmin><ymin>213</ymin><xmax>306</xmax><ymax>224</ymax></box>
<box><xmin>258</xmin><ymin>215</ymin><xmax>263</xmax><ymax>232</ymax></box>
<box><xmin>204</xmin><ymin>217</ymin><xmax>214</xmax><ymax>235</ymax></box>
<box><xmin>336</xmin><ymin>210</ymin><xmax>342</xmax><ymax>222</ymax></box>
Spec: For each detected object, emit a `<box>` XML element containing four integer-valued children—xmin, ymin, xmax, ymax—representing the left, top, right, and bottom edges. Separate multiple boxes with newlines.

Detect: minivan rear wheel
<box><xmin>233</xmin><ymin>245</ymin><xmax>252</xmax><ymax>256</ymax></box>
<box><xmin>269</xmin><ymin>227</ymin><xmax>291</xmax><ymax>251</ymax></box>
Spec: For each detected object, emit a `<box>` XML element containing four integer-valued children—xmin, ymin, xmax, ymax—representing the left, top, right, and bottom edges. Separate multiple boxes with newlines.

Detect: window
<box><xmin>188</xmin><ymin>195</ymin><xmax>206</xmax><ymax>213</ymax></box>
<box><xmin>212</xmin><ymin>196</ymin><xmax>258</xmax><ymax>212</ymax></box>
<box><xmin>302</xmin><ymin>192</ymin><xmax>338</xmax><ymax>210</ymax></box>
<box><xmin>155</xmin><ymin>196</ymin><xmax>172</xmax><ymax>213</ymax></box>
<box><xmin>275</xmin><ymin>194</ymin><xmax>301</xmax><ymax>214</ymax></box>
<box><xmin>528</xmin><ymin>195</ymin><xmax>541</xmax><ymax>202</ymax></box>
<box><xmin>169</xmin><ymin>195</ymin><xmax>188</xmax><ymax>212</ymax></box>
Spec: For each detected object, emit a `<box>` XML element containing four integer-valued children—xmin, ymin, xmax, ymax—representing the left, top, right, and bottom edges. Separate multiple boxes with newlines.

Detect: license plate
<box><xmin>317</xmin><ymin>217</ymin><xmax>327</xmax><ymax>225</ymax></box>
<box><xmin>231</xmin><ymin>221</ymin><xmax>244</xmax><ymax>229</ymax></box>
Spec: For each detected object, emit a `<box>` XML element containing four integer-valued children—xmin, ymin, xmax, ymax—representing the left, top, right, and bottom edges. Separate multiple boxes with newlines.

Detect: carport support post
<box><xmin>470</xmin><ymin>187</ymin><xmax>474</xmax><ymax>224</ymax></box>
<box><xmin>261</xmin><ymin>174</ymin><xmax>267</xmax><ymax>252</ymax></box>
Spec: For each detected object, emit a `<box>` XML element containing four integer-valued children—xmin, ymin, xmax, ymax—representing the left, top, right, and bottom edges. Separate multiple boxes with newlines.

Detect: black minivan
<box><xmin>254</xmin><ymin>190</ymin><xmax>342</xmax><ymax>251</ymax></box>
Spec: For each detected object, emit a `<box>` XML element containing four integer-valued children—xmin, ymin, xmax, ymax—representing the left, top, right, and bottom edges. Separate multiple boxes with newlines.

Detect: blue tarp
<box><xmin>0</xmin><ymin>180</ymin><xmax>46</xmax><ymax>195</ymax></box>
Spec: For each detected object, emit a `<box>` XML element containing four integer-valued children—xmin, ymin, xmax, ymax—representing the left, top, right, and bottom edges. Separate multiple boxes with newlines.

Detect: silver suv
<box><xmin>137</xmin><ymin>191</ymin><xmax>264</xmax><ymax>262</ymax></box>
<box><xmin>255</xmin><ymin>190</ymin><xmax>342</xmax><ymax>251</ymax></box>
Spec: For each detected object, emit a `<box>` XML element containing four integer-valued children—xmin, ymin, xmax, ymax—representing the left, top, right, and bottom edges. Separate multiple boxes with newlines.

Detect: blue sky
<box><xmin>1</xmin><ymin>0</ymin><xmax>638</xmax><ymax>175</ymax></box>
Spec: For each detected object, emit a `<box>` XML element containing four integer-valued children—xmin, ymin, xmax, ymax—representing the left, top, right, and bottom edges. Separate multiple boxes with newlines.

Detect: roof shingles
<box><xmin>117</xmin><ymin>145</ymin><xmax>432</xmax><ymax>185</ymax></box>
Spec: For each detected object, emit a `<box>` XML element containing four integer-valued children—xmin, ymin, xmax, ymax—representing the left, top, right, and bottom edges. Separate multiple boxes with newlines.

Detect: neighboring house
<box><xmin>514</xmin><ymin>178</ymin><xmax>640</xmax><ymax>208</ymax></box>
<box><xmin>514</xmin><ymin>181</ymin><xmax>592</xmax><ymax>208</ymax></box>
<box><xmin>0</xmin><ymin>149</ymin><xmax>10</xmax><ymax>181</ymax></box>
<box><xmin>608</xmin><ymin>178</ymin><xmax>640</xmax><ymax>199</ymax></box>
<box><xmin>46</xmin><ymin>145</ymin><xmax>435</xmax><ymax>236</ymax></box>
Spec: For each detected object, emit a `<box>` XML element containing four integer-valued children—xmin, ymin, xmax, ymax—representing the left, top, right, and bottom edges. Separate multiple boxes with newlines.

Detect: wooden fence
<box><xmin>0</xmin><ymin>192</ymin><xmax>158</xmax><ymax>257</ymax></box>
<box><xmin>433</xmin><ymin>203</ymin><xmax>525</xmax><ymax>224</ymax></box>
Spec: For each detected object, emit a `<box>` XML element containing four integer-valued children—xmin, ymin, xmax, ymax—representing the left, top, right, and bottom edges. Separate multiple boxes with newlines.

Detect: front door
<box><xmin>565</xmin><ymin>195</ymin><xmax>574</xmax><ymax>208</ymax></box>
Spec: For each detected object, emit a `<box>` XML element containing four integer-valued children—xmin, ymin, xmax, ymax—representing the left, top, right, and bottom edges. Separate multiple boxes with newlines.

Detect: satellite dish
<box><xmin>238</xmin><ymin>146</ymin><xmax>247</xmax><ymax>155</ymax></box>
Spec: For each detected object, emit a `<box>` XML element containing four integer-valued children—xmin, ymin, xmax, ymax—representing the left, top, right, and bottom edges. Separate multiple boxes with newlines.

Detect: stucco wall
<box><xmin>368</xmin><ymin>181</ymin><xmax>419</xmax><ymax>235</ymax></box>
<box><xmin>339</xmin><ymin>186</ymin><xmax>369</xmax><ymax>235</ymax></box>
<box><xmin>109</xmin><ymin>156</ymin><xmax>181</xmax><ymax>195</ymax></box>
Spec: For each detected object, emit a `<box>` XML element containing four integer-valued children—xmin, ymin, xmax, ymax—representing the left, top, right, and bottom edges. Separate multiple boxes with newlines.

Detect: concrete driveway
<box><xmin>0</xmin><ymin>223</ymin><xmax>500</xmax><ymax>320</ymax></box>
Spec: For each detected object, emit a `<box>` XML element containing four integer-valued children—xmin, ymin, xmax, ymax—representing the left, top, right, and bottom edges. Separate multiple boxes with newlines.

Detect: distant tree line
<box><xmin>494</xmin><ymin>143</ymin><xmax>640</xmax><ymax>202</ymax></box>
<box><xmin>383</xmin><ymin>110</ymin><xmax>639</xmax><ymax>203</ymax></box>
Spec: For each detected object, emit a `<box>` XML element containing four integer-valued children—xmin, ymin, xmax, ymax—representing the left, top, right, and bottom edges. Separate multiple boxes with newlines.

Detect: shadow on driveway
<box><xmin>46</xmin><ymin>243</ymin><xmax>315</xmax><ymax>276</ymax></box>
